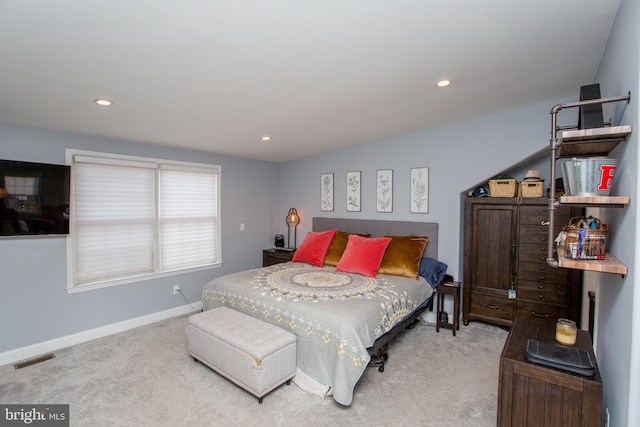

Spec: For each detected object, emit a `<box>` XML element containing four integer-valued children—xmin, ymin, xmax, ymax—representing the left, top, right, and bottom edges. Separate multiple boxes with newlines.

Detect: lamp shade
<box><xmin>285</xmin><ymin>208</ymin><xmax>300</xmax><ymax>249</ymax></box>
<box><xmin>286</xmin><ymin>208</ymin><xmax>300</xmax><ymax>226</ymax></box>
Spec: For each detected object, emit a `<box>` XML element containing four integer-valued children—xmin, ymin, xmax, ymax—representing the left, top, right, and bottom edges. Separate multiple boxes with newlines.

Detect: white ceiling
<box><xmin>0</xmin><ymin>1</ymin><xmax>622</xmax><ymax>162</ymax></box>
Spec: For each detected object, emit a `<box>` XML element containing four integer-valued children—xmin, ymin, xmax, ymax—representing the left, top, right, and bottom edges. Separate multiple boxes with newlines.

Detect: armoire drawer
<box><xmin>517</xmin><ymin>281</ymin><xmax>567</xmax><ymax>304</ymax></box>
<box><xmin>518</xmin><ymin>243</ymin><xmax>550</xmax><ymax>263</ymax></box>
<box><xmin>519</xmin><ymin>205</ymin><xmax>573</xmax><ymax>226</ymax></box>
<box><xmin>518</xmin><ymin>262</ymin><xmax>568</xmax><ymax>283</ymax></box>
<box><xmin>471</xmin><ymin>293</ymin><xmax>514</xmax><ymax>321</ymax></box>
<box><xmin>516</xmin><ymin>300</ymin><xmax>566</xmax><ymax>323</ymax></box>
<box><xmin>519</xmin><ymin>225</ymin><xmax>554</xmax><ymax>244</ymax></box>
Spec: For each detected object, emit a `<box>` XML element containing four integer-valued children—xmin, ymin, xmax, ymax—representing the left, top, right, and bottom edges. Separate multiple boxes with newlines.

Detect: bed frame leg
<box><xmin>368</xmin><ymin>346</ymin><xmax>389</xmax><ymax>372</ymax></box>
<box><xmin>405</xmin><ymin>318</ymin><xmax>420</xmax><ymax>329</ymax></box>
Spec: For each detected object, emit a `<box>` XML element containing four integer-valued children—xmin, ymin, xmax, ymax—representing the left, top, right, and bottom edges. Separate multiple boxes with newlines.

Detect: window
<box><xmin>66</xmin><ymin>150</ymin><xmax>221</xmax><ymax>291</ymax></box>
<box><xmin>5</xmin><ymin>175</ymin><xmax>39</xmax><ymax>213</ymax></box>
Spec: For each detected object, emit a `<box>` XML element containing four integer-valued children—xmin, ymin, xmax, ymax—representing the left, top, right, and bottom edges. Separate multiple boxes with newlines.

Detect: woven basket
<box><xmin>520</xmin><ymin>181</ymin><xmax>544</xmax><ymax>198</ymax></box>
<box><xmin>562</xmin><ymin>216</ymin><xmax>608</xmax><ymax>260</ymax></box>
<box><xmin>489</xmin><ymin>179</ymin><xmax>517</xmax><ymax>197</ymax></box>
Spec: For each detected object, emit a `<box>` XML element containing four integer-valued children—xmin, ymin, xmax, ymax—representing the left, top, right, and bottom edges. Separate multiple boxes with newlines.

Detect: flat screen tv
<box><xmin>0</xmin><ymin>159</ymin><xmax>70</xmax><ymax>237</ymax></box>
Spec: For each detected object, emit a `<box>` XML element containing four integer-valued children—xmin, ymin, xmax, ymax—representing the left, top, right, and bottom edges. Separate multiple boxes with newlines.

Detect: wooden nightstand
<box><xmin>263</xmin><ymin>249</ymin><xmax>295</xmax><ymax>267</ymax></box>
<box><xmin>436</xmin><ymin>281</ymin><xmax>461</xmax><ymax>335</ymax></box>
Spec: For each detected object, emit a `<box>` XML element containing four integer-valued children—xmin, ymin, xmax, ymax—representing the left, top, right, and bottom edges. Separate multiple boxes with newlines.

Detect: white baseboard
<box><xmin>0</xmin><ymin>301</ymin><xmax>203</xmax><ymax>367</ymax></box>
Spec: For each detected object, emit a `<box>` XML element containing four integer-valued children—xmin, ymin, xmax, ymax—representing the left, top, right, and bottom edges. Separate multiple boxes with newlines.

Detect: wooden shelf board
<box><xmin>557</xmin><ymin>251</ymin><xmax>627</xmax><ymax>275</ymax></box>
<box><xmin>558</xmin><ymin>125</ymin><xmax>632</xmax><ymax>157</ymax></box>
<box><xmin>559</xmin><ymin>195</ymin><xmax>630</xmax><ymax>207</ymax></box>
<box><xmin>558</xmin><ymin>140</ymin><xmax>623</xmax><ymax>157</ymax></box>
<box><xmin>561</xmin><ymin>125</ymin><xmax>632</xmax><ymax>142</ymax></box>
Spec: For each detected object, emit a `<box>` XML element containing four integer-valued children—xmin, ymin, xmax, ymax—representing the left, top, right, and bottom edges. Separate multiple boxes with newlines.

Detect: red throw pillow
<box><xmin>335</xmin><ymin>234</ymin><xmax>392</xmax><ymax>277</ymax></box>
<box><xmin>291</xmin><ymin>229</ymin><xmax>337</xmax><ymax>267</ymax></box>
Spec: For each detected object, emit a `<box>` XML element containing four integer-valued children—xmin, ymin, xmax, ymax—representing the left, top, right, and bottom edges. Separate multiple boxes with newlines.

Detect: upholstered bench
<box><xmin>186</xmin><ymin>306</ymin><xmax>297</xmax><ymax>403</ymax></box>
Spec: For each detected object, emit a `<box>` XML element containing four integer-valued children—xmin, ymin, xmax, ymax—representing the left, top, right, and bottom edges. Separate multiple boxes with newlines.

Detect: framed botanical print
<box><xmin>410</xmin><ymin>167</ymin><xmax>429</xmax><ymax>213</ymax></box>
<box><xmin>346</xmin><ymin>171</ymin><xmax>361</xmax><ymax>212</ymax></box>
<box><xmin>376</xmin><ymin>169</ymin><xmax>393</xmax><ymax>213</ymax></box>
<box><xmin>320</xmin><ymin>173</ymin><xmax>334</xmax><ymax>211</ymax></box>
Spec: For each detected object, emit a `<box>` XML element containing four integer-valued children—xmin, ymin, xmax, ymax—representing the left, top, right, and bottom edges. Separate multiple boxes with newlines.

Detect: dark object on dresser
<box><xmin>498</xmin><ymin>318</ymin><xmax>602</xmax><ymax>427</ymax></box>
<box><xmin>463</xmin><ymin>197</ymin><xmax>582</xmax><ymax>327</ymax></box>
<box><xmin>525</xmin><ymin>339</ymin><xmax>596</xmax><ymax>377</ymax></box>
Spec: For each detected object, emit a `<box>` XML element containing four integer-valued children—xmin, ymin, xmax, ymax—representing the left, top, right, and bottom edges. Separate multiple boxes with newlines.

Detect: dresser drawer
<box><xmin>471</xmin><ymin>293</ymin><xmax>514</xmax><ymax>321</ymax></box>
<box><xmin>518</xmin><ymin>243</ymin><xmax>549</xmax><ymax>263</ymax></box>
<box><xmin>519</xmin><ymin>205</ymin><xmax>573</xmax><ymax>226</ymax></box>
<box><xmin>518</xmin><ymin>205</ymin><xmax>550</xmax><ymax>224</ymax></box>
<box><xmin>517</xmin><ymin>281</ymin><xmax>567</xmax><ymax>304</ymax></box>
<box><xmin>518</xmin><ymin>261</ymin><xmax>568</xmax><ymax>284</ymax></box>
<box><xmin>519</xmin><ymin>225</ymin><xmax>557</xmax><ymax>244</ymax></box>
<box><xmin>516</xmin><ymin>300</ymin><xmax>566</xmax><ymax>323</ymax></box>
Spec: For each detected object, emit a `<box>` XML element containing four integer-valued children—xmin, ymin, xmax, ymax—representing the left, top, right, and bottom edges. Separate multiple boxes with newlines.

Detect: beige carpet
<box><xmin>0</xmin><ymin>313</ymin><xmax>508</xmax><ymax>427</ymax></box>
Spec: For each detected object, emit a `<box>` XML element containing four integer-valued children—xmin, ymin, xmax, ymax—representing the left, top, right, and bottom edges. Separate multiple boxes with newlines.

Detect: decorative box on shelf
<box><xmin>520</xmin><ymin>181</ymin><xmax>544</xmax><ymax>198</ymax></box>
<box><xmin>489</xmin><ymin>178</ymin><xmax>517</xmax><ymax>197</ymax></box>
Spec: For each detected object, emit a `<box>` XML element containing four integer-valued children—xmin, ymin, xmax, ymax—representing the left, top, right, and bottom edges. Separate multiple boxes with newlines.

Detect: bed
<box><xmin>202</xmin><ymin>218</ymin><xmax>447</xmax><ymax>406</ymax></box>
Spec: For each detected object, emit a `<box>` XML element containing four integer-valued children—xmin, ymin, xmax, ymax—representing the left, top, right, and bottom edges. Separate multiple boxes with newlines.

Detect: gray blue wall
<box><xmin>279</xmin><ymin>99</ymin><xmax>558</xmax><ymax>279</ymax></box>
<box><xmin>0</xmin><ymin>123</ymin><xmax>280</xmax><ymax>353</ymax></box>
<box><xmin>593</xmin><ymin>0</ymin><xmax>640</xmax><ymax>425</ymax></box>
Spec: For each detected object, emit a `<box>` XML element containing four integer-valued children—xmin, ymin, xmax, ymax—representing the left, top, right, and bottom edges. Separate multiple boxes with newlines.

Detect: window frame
<box><xmin>65</xmin><ymin>149</ymin><xmax>222</xmax><ymax>293</ymax></box>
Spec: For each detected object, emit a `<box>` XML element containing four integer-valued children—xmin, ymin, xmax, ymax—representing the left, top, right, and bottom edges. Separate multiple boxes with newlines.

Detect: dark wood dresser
<box><xmin>498</xmin><ymin>318</ymin><xmax>602</xmax><ymax>427</ymax></box>
<box><xmin>463</xmin><ymin>197</ymin><xmax>582</xmax><ymax>327</ymax></box>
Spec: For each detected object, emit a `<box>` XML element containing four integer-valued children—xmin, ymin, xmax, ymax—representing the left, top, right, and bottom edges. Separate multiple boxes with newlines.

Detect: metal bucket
<box><xmin>561</xmin><ymin>157</ymin><xmax>618</xmax><ymax>196</ymax></box>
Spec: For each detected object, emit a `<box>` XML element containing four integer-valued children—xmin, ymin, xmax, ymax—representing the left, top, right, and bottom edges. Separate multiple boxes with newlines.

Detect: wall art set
<box><xmin>320</xmin><ymin>168</ymin><xmax>428</xmax><ymax>213</ymax></box>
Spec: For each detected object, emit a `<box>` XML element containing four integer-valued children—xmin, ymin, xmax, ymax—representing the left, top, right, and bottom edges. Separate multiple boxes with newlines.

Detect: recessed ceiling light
<box><xmin>95</xmin><ymin>98</ymin><xmax>113</xmax><ymax>106</ymax></box>
<box><xmin>436</xmin><ymin>80</ymin><xmax>451</xmax><ymax>88</ymax></box>
<box><xmin>261</xmin><ymin>136</ymin><xmax>271</xmax><ymax>141</ymax></box>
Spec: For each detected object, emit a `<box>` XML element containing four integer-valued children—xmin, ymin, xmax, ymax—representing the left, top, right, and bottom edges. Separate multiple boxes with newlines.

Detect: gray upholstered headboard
<box><xmin>312</xmin><ymin>217</ymin><xmax>438</xmax><ymax>259</ymax></box>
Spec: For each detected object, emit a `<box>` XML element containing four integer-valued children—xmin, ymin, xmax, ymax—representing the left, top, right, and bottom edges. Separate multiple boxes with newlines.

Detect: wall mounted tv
<box><xmin>0</xmin><ymin>159</ymin><xmax>70</xmax><ymax>237</ymax></box>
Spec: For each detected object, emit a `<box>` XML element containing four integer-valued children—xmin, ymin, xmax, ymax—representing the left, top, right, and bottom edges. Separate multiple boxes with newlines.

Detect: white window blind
<box><xmin>68</xmin><ymin>151</ymin><xmax>220</xmax><ymax>288</ymax></box>
<box><xmin>159</xmin><ymin>165</ymin><xmax>218</xmax><ymax>271</ymax></box>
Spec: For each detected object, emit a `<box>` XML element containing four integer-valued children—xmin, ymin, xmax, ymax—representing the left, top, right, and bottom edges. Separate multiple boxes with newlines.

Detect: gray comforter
<box><xmin>202</xmin><ymin>261</ymin><xmax>433</xmax><ymax>405</ymax></box>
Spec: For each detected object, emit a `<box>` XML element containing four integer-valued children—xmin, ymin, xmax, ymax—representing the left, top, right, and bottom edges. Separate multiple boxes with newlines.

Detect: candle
<box><xmin>556</xmin><ymin>318</ymin><xmax>577</xmax><ymax>346</ymax></box>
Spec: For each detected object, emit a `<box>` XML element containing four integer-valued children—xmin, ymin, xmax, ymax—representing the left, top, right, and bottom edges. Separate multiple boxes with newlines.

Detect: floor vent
<box><xmin>14</xmin><ymin>353</ymin><xmax>56</xmax><ymax>369</ymax></box>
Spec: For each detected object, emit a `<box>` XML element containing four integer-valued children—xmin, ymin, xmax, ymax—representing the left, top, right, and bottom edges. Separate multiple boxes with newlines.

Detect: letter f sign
<box><xmin>598</xmin><ymin>165</ymin><xmax>616</xmax><ymax>191</ymax></box>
